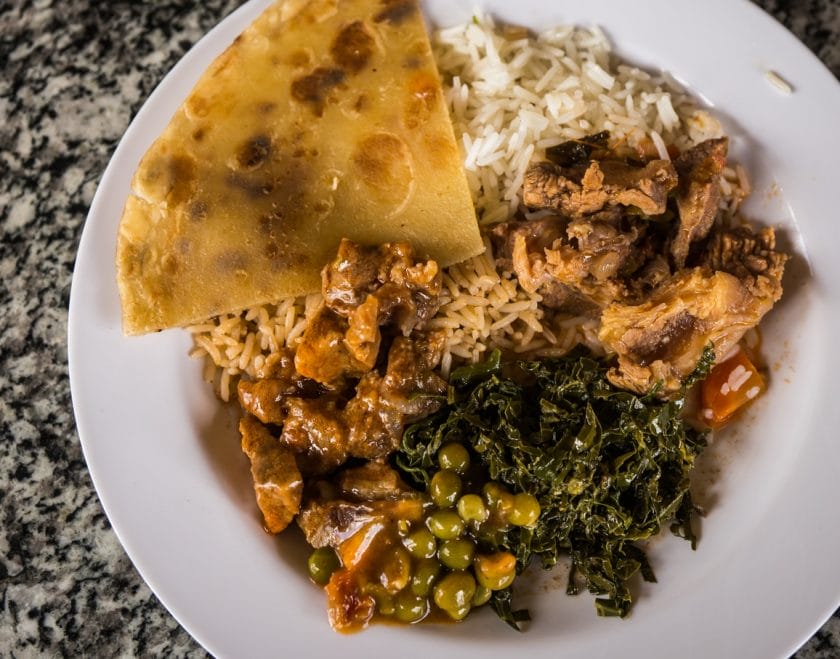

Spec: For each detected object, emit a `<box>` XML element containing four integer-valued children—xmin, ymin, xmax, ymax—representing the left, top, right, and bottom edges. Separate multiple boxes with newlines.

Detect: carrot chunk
<box><xmin>700</xmin><ymin>348</ymin><xmax>765</xmax><ymax>427</ymax></box>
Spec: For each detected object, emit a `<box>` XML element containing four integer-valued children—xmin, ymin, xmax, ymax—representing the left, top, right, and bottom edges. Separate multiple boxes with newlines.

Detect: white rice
<box><xmin>435</xmin><ymin>14</ymin><xmax>724</xmax><ymax>224</ymax></box>
<box><xmin>189</xmin><ymin>15</ymin><xmax>741</xmax><ymax>400</ymax></box>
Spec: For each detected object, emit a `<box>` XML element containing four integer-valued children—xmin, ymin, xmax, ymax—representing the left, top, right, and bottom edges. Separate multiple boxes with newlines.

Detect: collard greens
<box><xmin>396</xmin><ymin>349</ymin><xmax>710</xmax><ymax>626</ymax></box>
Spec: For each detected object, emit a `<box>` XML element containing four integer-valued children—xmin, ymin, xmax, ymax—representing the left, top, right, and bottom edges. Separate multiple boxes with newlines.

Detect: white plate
<box><xmin>68</xmin><ymin>1</ymin><xmax>840</xmax><ymax>657</ymax></box>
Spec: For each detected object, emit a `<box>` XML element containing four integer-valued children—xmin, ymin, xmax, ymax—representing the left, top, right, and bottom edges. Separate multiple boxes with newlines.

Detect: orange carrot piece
<box><xmin>700</xmin><ymin>348</ymin><xmax>766</xmax><ymax>427</ymax></box>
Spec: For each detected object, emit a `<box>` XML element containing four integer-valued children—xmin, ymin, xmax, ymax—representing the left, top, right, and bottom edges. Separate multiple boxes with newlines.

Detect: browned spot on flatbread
<box><xmin>216</xmin><ymin>250</ymin><xmax>249</xmax><ymax>272</ymax></box>
<box><xmin>166</xmin><ymin>154</ymin><xmax>197</xmax><ymax>205</ymax></box>
<box><xmin>291</xmin><ymin>67</ymin><xmax>345</xmax><ymax>116</ymax></box>
<box><xmin>161</xmin><ymin>253</ymin><xmax>179</xmax><ymax>275</ymax></box>
<box><xmin>247</xmin><ymin>155</ymin><xmax>314</xmax><ymax>232</ymax></box>
<box><xmin>404</xmin><ymin>71</ymin><xmax>439</xmax><ymax>129</ymax></box>
<box><xmin>351</xmin><ymin>132</ymin><xmax>414</xmax><ymax>209</ymax></box>
<box><xmin>258</xmin><ymin>209</ymin><xmax>284</xmax><ymax>236</ymax></box>
<box><xmin>237</xmin><ymin>135</ymin><xmax>272</xmax><ymax>169</ymax></box>
<box><xmin>265</xmin><ymin>241</ymin><xmax>278</xmax><ymax>259</ymax></box>
<box><xmin>188</xmin><ymin>200</ymin><xmax>208</xmax><ymax>222</ymax></box>
<box><xmin>404</xmin><ymin>38</ymin><xmax>430</xmax><ymax>65</ymax></box>
<box><xmin>331</xmin><ymin>20</ymin><xmax>374</xmax><ymax>73</ymax></box>
<box><xmin>227</xmin><ymin>171</ymin><xmax>275</xmax><ymax>198</ymax></box>
<box><xmin>287</xmin><ymin>49</ymin><xmax>312</xmax><ymax>68</ymax></box>
<box><xmin>374</xmin><ymin>0</ymin><xmax>416</xmax><ymax>25</ymax></box>
<box><xmin>187</xmin><ymin>96</ymin><xmax>210</xmax><ymax>118</ymax></box>
<box><xmin>265</xmin><ymin>238</ymin><xmax>297</xmax><ymax>268</ymax></box>
<box><xmin>265</xmin><ymin>236</ymin><xmax>309</xmax><ymax>270</ymax></box>
<box><xmin>423</xmin><ymin>131</ymin><xmax>459</xmax><ymax>170</ymax></box>
<box><xmin>192</xmin><ymin>127</ymin><xmax>206</xmax><ymax>142</ymax></box>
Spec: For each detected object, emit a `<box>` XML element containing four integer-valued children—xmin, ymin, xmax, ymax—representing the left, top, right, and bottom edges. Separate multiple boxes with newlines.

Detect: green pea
<box><xmin>403</xmin><ymin>527</ymin><xmax>437</xmax><ymax>559</ymax></box>
<box><xmin>472</xmin><ymin>584</ymin><xmax>492</xmax><ymax>606</ymax></box>
<box><xmin>433</xmin><ymin>571</ymin><xmax>476</xmax><ymax>618</ymax></box>
<box><xmin>410</xmin><ymin>558</ymin><xmax>442</xmax><ymax>596</ymax></box>
<box><xmin>447</xmin><ymin>605</ymin><xmax>471</xmax><ymax>621</ymax></box>
<box><xmin>438</xmin><ymin>443</ymin><xmax>470</xmax><ymax>474</ymax></box>
<box><xmin>426</xmin><ymin>509</ymin><xmax>465</xmax><ymax>540</ymax></box>
<box><xmin>474</xmin><ymin>552</ymin><xmax>517</xmax><ymax>591</ymax></box>
<box><xmin>376</xmin><ymin>593</ymin><xmax>395</xmax><ymax>616</ymax></box>
<box><xmin>307</xmin><ymin>547</ymin><xmax>341</xmax><ymax>585</ymax></box>
<box><xmin>438</xmin><ymin>538</ymin><xmax>475</xmax><ymax>570</ymax></box>
<box><xmin>430</xmin><ymin>470</ymin><xmax>462</xmax><ymax>508</ymax></box>
<box><xmin>483</xmin><ymin>482</ymin><xmax>514</xmax><ymax>514</ymax></box>
<box><xmin>509</xmin><ymin>492</ymin><xmax>541</xmax><ymax>527</ymax></box>
<box><xmin>394</xmin><ymin>591</ymin><xmax>429</xmax><ymax>623</ymax></box>
<box><xmin>457</xmin><ymin>494</ymin><xmax>489</xmax><ymax>525</ymax></box>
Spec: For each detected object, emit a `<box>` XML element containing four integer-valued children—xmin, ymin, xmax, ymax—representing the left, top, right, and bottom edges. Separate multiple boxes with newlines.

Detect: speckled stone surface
<box><xmin>1</xmin><ymin>0</ymin><xmax>838</xmax><ymax>656</ymax></box>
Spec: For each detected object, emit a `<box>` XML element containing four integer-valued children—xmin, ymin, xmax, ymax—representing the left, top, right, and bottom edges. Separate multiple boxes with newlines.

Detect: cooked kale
<box><xmin>396</xmin><ymin>349</ymin><xmax>708</xmax><ymax>625</ymax></box>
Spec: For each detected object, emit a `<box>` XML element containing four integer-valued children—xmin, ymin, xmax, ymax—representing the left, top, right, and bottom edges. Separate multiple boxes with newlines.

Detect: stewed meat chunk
<box><xmin>670</xmin><ymin>138</ymin><xmax>728</xmax><ymax>267</ymax></box>
<box><xmin>700</xmin><ymin>225</ymin><xmax>787</xmax><ymax>295</ymax></box>
<box><xmin>298</xmin><ymin>464</ymin><xmax>423</xmax><ymax>548</ymax></box>
<box><xmin>523</xmin><ymin>158</ymin><xmax>677</xmax><ymax>216</ymax></box>
<box><xmin>381</xmin><ymin>333</ymin><xmax>447</xmax><ymax>418</ymax></box>
<box><xmin>281</xmin><ymin>397</ymin><xmax>349</xmax><ymax>475</ymax></box>
<box><xmin>242</xmin><ymin>331</ymin><xmax>448</xmax><ymax>481</ymax></box>
<box><xmin>343</xmin><ymin>373</ymin><xmax>405</xmax><ymax>460</ymax></box>
<box><xmin>320</xmin><ymin>240</ymin><xmax>384</xmax><ymax>314</ymax></box>
<box><xmin>322</xmin><ymin>238</ymin><xmax>443</xmax><ymax>334</ymax></box>
<box><xmin>497</xmin><ymin>209</ymin><xmax>646</xmax><ymax>312</ymax></box>
<box><xmin>239</xmin><ymin>415</ymin><xmax>303</xmax><ymax>533</ymax></box>
<box><xmin>297</xmin><ymin>464</ymin><xmax>425</xmax><ymax>633</ymax></box>
<box><xmin>239</xmin><ymin>347</ymin><xmax>328</xmax><ymax>424</ymax></box>
<box><xmin>294</xmin><ymin>304</ymin><xmax>371</xmax><ymax>384</ymax></box>
<box><xmin>344</xmin><ymin>334</ymin><xmax>447</xmax><ymax>459</ymax></box>
<box><xmin>599</xmin><ymin>225</ymin><xmax>787</xmax><ymax>395</ymax></box>
<box><xmin>238</xmin><ymin>378</ymin><xmax>294</xmax><ymax>425</ymax></box>
<box><xmin>336</xmin><ymin>461</ymin><xmax>416</xmax><ymax>501</ymax></box>
<box><xmin>296</xmin><ymin>240</ymin><xmax>444</xmax><ymax>385</ymax></box>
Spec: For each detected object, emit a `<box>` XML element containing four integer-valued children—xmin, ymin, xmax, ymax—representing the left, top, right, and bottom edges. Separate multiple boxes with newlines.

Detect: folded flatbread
<box><xmin>116</xmin><ymin>0</ymin><xmax>482</xmax><ymax>335</ymax></box>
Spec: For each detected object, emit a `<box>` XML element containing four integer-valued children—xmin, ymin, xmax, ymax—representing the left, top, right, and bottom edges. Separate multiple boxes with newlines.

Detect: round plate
<box><xmin>68</xmin><ymin>1</ymin><xmax>840</xmax><ymax>657</ymax></box>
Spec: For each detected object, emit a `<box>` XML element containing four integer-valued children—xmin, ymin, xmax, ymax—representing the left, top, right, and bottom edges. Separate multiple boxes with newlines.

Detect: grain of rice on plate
<box><xmin>189</xmin><ymin>14</ymin><xmax>748</xmax><ymax>400</ymax></box>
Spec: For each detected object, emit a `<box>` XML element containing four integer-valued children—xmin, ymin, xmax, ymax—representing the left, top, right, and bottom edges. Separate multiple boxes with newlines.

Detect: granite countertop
<box><xmin>1</xmin><ymin>0</ymin><xmax>839</xmax><ymax>656</ymax></box>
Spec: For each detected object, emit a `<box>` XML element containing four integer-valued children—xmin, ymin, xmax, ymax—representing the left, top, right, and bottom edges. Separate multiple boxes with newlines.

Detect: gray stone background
<box><xmin>1</xmin><ymin>0</ymin><xmax>838</xmax><ymax>656</ymax></box>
